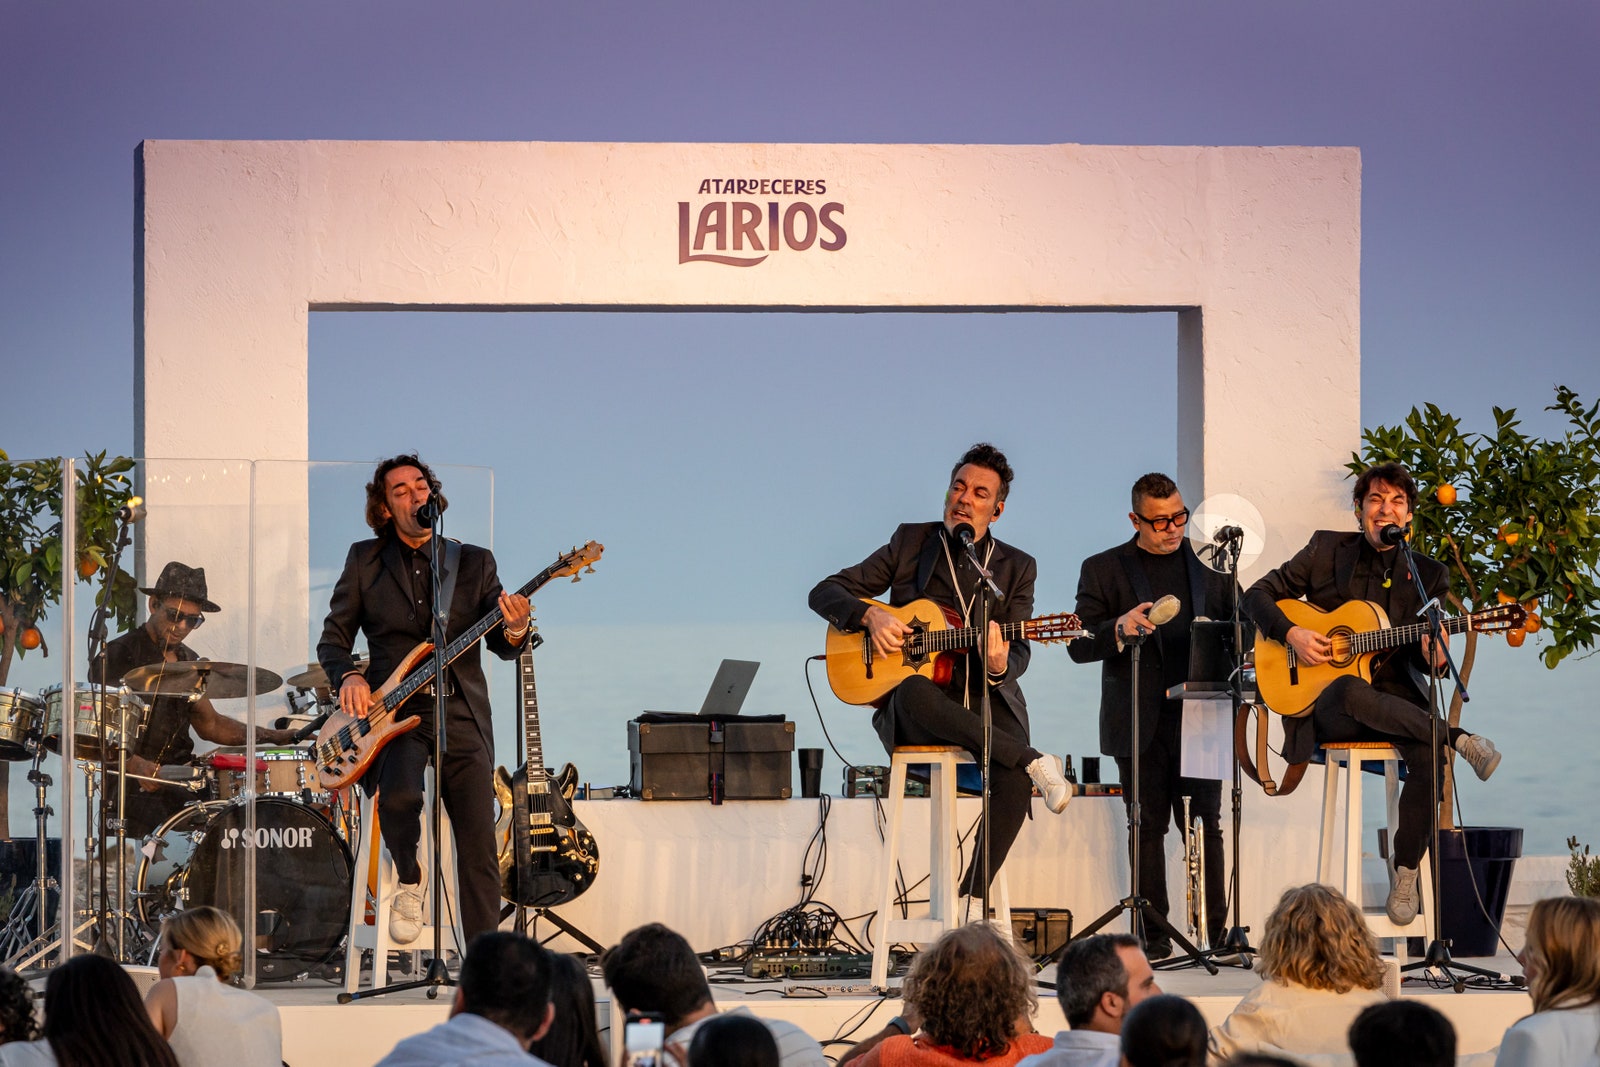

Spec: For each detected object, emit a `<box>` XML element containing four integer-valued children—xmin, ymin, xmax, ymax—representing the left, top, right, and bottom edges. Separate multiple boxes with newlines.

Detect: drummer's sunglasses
<box><xmin>160</xmin><ymin>606</ymin><xmax>206</xmax><ymax>628</ymax></box>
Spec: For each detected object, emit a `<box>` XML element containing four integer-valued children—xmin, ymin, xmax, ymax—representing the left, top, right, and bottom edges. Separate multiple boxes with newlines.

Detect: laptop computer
<box><xmin>697</xmin><ymin>659</ymin><xmax>760</xmax><ymax>717</ymax></box>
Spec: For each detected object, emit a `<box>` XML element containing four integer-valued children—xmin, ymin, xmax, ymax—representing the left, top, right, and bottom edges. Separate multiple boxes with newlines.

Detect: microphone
<box><xmin>952</xmin><ymin>522</ymin><xmax>976</xmax><ymax>548</ymax></box>
<box><xmin>1148</xmin><ymin>594</ymin><xmax>1181</xmax><ymax>628</ymax></box>
<box><xmin>415</xmin><ymin>499</ymin><xmax>441</xmax><ymax>528</ymax></box>
<box><xmin>1213</xmin><ymin>525</ymin><xmax>1244</xmax><ymax>543</ymax></box>
<box><xmin>1379</xmin><ymin>524</ymin><xmax>1409</xmax><ymax>546</ymax></box>
<box><xmin>117</xmin><ymin>496</ymin><xmax>146</xmax><ymax>524</ymax></box>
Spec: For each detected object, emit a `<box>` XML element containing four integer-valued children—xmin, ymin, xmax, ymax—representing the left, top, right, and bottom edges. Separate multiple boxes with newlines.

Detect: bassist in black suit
<box><xmin>1242</xmin><ymin>461</ymin><xmax>1501</xmax><ymax>925</ymax></box>
<box><xmin>318</xmin><ymin>454</ymin><xmax>532</xmax><ymax>945</ymax></box>
<box><xmin>809</xmin><ymin>442</ymin><xmax>1070</xmax><ymax>896</ymax></box>
<box><xmin>1068</xmin><ymin>473</ymin><xmax>1234</xmax><ymax>956</ymax></box>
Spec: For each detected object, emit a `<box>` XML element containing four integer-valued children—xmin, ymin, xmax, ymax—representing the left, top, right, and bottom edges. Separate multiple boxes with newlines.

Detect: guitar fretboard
<box><xmin>1342</xmin><ymin>613</ymin><xmax>1477</xmax><ymax>655</ymax></box>
<box><xmin>910</xmin><ymin>619</ymin><xmax>1034</xmax><ymax>654</ymax></box>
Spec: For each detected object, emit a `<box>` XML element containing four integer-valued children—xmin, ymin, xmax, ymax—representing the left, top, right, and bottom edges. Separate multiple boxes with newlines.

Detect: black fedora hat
<box><xmin>139</xmin><ymin>561</ymin><xmax>222</xmax><ymax>613</ymax></box>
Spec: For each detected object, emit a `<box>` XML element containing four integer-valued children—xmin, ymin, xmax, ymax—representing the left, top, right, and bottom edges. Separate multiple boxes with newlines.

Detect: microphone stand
<box><xmin>1387</xmin><ymin>532</ymin><xmax>1502</xmax><ymax>989</ymax></box>
<box><xmin>1068</xmin><ymin>612</ymin><xmax>1215</xmax><ymax>974</ymax></box>
<box><xmin>955</xmin><ymin>531</ymin><xmax>1002</xmax><ymax>921</ymax></box>
<box><xmin>343</xmin><ymin>502</ymin><xmax>454</xmax><ymax>1002</ymax></box>
<box><xmin>84</xmin><ymin>511</ymin><xmax>136</xmax><ymax>962</ymax></box>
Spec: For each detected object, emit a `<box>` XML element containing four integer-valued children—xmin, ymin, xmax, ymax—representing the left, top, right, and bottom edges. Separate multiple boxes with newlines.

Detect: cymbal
<box><xmin>123</xmin><ymin>660</ymin><xmax>284</xmax><ymax>700</ymax></box>
<box><xmin>284</xmin><ymin>651</ymin><xmax>365</xmax><ymax>690</ymax></box>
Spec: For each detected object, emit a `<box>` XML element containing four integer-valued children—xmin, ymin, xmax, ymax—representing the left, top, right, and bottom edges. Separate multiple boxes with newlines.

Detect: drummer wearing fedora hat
<box><xmin>92</xmin><ymin>561</ymin><xmax>297</xmax><ymax>836</ymax></box>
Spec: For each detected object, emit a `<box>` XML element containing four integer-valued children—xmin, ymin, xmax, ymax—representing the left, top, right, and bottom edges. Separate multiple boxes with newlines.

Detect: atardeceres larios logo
<box><xmin>679</xmin><ymin>177</ymin><xmax>846</xmax><ymax>267</ymax></box>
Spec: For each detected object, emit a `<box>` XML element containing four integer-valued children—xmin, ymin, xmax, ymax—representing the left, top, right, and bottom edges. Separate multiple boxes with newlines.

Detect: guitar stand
<box><xmin>503</xmin><ymin>901</ymin><xmax>604</xmax><ymax>954</ymax></box>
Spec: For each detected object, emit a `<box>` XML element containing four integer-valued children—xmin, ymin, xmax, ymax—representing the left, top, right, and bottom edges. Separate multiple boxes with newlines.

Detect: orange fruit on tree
<box><xmin>1496</xmin><ymin>590</ymin><xmax>1516</xmax><ymax>605</ymax></box>
<box><xmin>1435</xmin><ymin>484</ymin><xmax>1457</xmax><ymax>506</ymax></box>
<box><xmin>77</xmin><ymin>556</ymin><xmax>99</xmax><ymax>579</ymax></box>
<box><xmin>1525</xmin><ymin>613</ymin><xmax>1542</xmax><ymax>633</ymax></box>
<box><xmin>1506</xmin><ymin>628</ymin><xmax>1526</xmax><ymax>648</ymax></box>
<box><xmin>18</xmin><ymin>626</ymin><xmax>42</xmax><ymax>651</ymax></box>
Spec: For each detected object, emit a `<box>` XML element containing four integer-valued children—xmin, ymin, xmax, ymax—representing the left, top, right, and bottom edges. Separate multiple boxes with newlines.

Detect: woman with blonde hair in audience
<box><xmin>1207</xmin><ymin>883</ymin><xmax>1388</xmax><ymax>1065</ymax></box>
<box><xmin>855</xmin><ymin>924</ymin><xmax>1050</xmax><ymax>1067</ymax></box>
<box><xmin>1495</xmin><ymin>894</ymin><xmax>1600</xmax><ymax>1066</ymax></box>
<box><xmin>144</xmin><ymin>906</ymin><xmax>282</xmax><ymax>1067</ymax></box>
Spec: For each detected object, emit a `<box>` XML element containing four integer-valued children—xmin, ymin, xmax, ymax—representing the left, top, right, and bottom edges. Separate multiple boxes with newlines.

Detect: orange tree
<box><xmin>0</xmin><ymin>449</ymin><xmax>140</xmax><ymax>831</ymax></box>
<box><xmin>1349</xmin><ymin>385</ymin><xmax>1600</xmax><ymax>824</ymax></box>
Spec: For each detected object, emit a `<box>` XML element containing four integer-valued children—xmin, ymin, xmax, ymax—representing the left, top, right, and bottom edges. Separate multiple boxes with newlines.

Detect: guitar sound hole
<box><xmin>1328</xmin><ymin>628</ymin><xmax>1356</xmax><ymax>668</ymax></box>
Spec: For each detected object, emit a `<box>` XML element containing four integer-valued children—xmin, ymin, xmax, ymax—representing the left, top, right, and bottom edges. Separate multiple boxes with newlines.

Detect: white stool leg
<box><xmin>872</xmin><ymin>757</ymin><xmax>911</xmax><ymax>989</ymax></box>
<box><xmin>345</xmin><ymin>789</ymin><xmax>377</xmax><ymax>994</ymax></box>
<box><xmin>1318</xmin><ymin>753</ymin><xmax>1341</xmax><ymax>883</ymax></box>
<box><xmin>1344</xmin><ymin>754</ymin><xmax>1364</xmax><ymax>906</ymax></box>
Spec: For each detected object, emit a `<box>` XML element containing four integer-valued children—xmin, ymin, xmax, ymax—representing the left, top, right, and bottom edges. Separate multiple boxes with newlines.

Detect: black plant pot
<box><xmin>1409</xmin><ymin>826</ymin><xmax>1523</xmax><ymax>958</ymax></box>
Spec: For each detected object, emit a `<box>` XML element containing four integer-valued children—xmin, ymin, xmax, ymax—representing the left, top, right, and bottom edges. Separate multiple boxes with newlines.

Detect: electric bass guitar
<box><xmin>1253</xmin><ymin>598</ymin><xmax>1526</xmax><ymax>717</ymax></box>
<box><xmin>313</xmin><ymin>540</ymin><xmax>604</xmax><ymax>791</ymax></box>
<box><xmin>494</xmin><ymin>637</ymin><xmax>599</xmax><ymax>907</ymax></box>
<box><xmin>823</xmin><ymin>597</ymin><xmax>1088</xmax><ymax>706</ymax></box>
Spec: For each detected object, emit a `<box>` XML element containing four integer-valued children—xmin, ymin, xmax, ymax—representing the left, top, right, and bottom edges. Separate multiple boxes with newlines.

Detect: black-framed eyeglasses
<box><xmin>1134</xmin><ymin>508</ymin><xmax>1191</xmax><ymax>532</ymax></box>
<box><xmin>159</xmin><ymin>606</ymin><xmax>206</xmax><ymax>628</ymax></box>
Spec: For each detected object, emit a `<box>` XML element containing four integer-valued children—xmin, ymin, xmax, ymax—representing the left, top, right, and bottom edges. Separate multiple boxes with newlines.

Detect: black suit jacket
<box><xmin>317</xmin><ymin>535</ymin><xmax>521</xmax><ymax>755</ymax></box>
<box><xmin>808</xmin><ymin>521</ymin><xmax>1037</xmax><ymax>740</ymax></box>
<box><xmin>1068</xmin><ymin>537</ymin><xmax>1237</xmax><ymax>758</ymax></box>
<box><xmin>1242</xmin><ymin>530</ymin><xmax>1449</xmax><ymax>763</ymax></box>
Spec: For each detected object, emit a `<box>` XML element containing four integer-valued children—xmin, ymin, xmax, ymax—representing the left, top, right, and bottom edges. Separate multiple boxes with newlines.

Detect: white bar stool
<box><xmin>1316</xmin><ymin>741</ymin><xmax>1435</xmax><ymax>960</ymax></box>
<box><xmin>344</xmin><ymin>768</ymin><xmax>466</xmax><ymax>994</ymax></box>
<box><xmin>871</xmin><ymin>745</ymin><xmax>1012</xmax><ymax>989</ymax></box>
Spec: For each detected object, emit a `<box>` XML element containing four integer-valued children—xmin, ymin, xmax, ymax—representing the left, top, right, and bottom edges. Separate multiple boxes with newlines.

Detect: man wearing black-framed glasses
<box><xmin>1068</xmin><ymin>474</ymin><xmax>1233</xmax><ymax>959</ymax></box>
<box><xmin>93</xmin><ymin>560</ymin><xmax>298</xmax><ymax>836</ymax></box>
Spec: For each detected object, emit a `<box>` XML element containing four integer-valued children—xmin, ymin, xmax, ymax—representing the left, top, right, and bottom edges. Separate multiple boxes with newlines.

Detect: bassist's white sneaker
<box><xmin>1026</xmin><ymin>754</ymin><xmax>1072</xmax><ymax>814</ymax></box>
<box><xmin>390</xmin><ymin>866</ymin><xmax>425</xmax><ymax>945</ymax></box>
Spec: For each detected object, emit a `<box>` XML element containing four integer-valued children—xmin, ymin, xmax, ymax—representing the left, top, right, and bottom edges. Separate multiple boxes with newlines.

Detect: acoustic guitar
<box><xmin>313</xmin><ymin>541</ymin><xmax>604</xmax><ymax>791</ymax></box>
<box><xmin>823</xmin><ymin>597</ymin><xmax>1087</xmax><ymax>706</ymax></box>
<box><xmin>494</xmin><ymin>638</ymin><xmax>599</xmax><ymax>907</ymax></box>
<box><xmin>1253</xmin><ymin>598</ymin><xmax>1526</xmax><ymax>717</ymax></box>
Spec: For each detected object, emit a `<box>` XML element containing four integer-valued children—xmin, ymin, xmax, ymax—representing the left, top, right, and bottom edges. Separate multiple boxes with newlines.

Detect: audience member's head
<box><xmin>527</xmin><ymin>951</ymin><xmax>607</xmax><ymax>1067</ymax></box>
<box><xmin>1054</xmin><ymin>933</ymin><xmax>1159</xmax><ymax>1034</ymax></box>
<box><xmin>1221</xmin><ymin>1056</ymin><xmax>1302</xmax><ymax>1067</ymax></box>
<box><xmin>1347</xmin><ymin>999</ymin><xmax>1455</xmax><ymax>1067</ymax></box>
<box><xmin>602</xmin><ymin>923</ymin><xmax>714</xmax><ymax>1028</ymax></box>
<box><xmin>1521</xmin><ymin>894</ymin><xmax>1600</xmax><ymax>1014</ymax></box>
<box><xmin>0</xmin><ymin>968</ymin><xmax>37</xmax><ymax>1045</ymax></box>
<box><xmin>159</xmin><ymin>905</ymin><xmax>244</xmax><ymax>981</ymax></box>
<box><xmin>687</xmin><ymin>1012</ymin><xmax>779</xmax><ymax>1067</ymax></box>
<box><xmin>456</xmin><ymin>931</ymin><xmax>555</xmax><ymax>1047</ymax></box>
<box><xmin>900</xmin><ymin>923</ymin><xmax>1035</xmax><ymax>1060</ymax></box>
<box><xmin>1120</xmin><ymin>993</ymin><xmax>1206</xmax><ymax>1067</ymax></box>
<box><xmin>43</xmin><ymin>953</ymin><xmax>179</xmax><ymax>1067</ymax></box>
<box><xmin>1256</xmin><ymin>884</ymin><xmax>1386</xmax><ymax>993</ymax></box>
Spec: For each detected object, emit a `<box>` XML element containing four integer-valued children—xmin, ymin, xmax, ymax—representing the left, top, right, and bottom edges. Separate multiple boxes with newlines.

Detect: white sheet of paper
<box><xmin>1180</xmin><ymin>698</ymin><xmax>1232</xmax><ymax>779</ymax></box>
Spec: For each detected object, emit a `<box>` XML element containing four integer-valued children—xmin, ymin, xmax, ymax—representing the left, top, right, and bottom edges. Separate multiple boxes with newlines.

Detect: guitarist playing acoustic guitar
<box><xmin>809</xmin><ymin>442</ymin><xmax>1073</xmax><ymax>899</ymax></box>
<box><xmin>1242</xmin><ymin>461</ymin><xmax>1503</xmax><ymax>928</ymax></box>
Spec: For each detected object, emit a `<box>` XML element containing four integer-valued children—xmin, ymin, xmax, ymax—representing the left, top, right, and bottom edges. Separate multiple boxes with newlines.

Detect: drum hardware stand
<box><xmin>1067</xmin><ymin>619</ymin><xmax>1218</xmax><ymax>974</ymax></box>
<box><xmin>3</xmin><ymin>743</ymin><xmax>97</xmax><ymax>970</ymax></box>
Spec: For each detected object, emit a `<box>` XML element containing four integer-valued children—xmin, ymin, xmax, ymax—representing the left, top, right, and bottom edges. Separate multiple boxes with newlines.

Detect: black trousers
<box><xmin>1112</xmin><ymin>709</ymin><xmax>1225</xmax><ymax>947</ymax></box>
<box><xmin>872</xmin><ymin>675</ymin><xmax>1034</xmax><ymax>895</ymax></box>
<box><xmin>1311</xmin><ymin>674</ymin><xmax>1460</xmax><ymax>869</ymax></box>
<box><xmin>363</xmin><ymin>703</ymin><xmax>502</xmax><ymax>941</ymax></box>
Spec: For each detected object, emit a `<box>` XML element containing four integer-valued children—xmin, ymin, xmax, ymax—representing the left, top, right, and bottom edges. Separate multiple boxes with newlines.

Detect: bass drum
<box><xmin>137</xmin><ymin>798</ymin><xmax>352</xmax><ymax>976</ymax></box>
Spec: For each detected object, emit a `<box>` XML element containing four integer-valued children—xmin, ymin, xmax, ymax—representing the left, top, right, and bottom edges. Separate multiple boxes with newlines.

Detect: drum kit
<box><xmin>0</xmin><ymin>655</ymin><xmax>366</xmax><ymax>978</ymax></box>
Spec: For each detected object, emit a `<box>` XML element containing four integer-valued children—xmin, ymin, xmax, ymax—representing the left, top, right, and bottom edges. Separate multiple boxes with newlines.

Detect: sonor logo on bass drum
<box><xmin>219</xmin><ymin>826</ymin><xmax>317</xmax><ymax>849</ymax></box>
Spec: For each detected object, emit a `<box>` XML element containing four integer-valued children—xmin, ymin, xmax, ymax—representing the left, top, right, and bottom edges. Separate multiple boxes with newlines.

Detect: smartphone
<box><xmin>623</xmin><ymin>1014</ymin><xmax>666</xmax><ymax>1067</ymax></box>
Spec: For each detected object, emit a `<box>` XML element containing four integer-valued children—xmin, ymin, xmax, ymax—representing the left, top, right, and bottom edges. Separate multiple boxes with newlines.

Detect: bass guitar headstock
<box><xmin>551</xmin><ymin>540</ymin><xmax>604</xmax><ymax>581</ymax></box>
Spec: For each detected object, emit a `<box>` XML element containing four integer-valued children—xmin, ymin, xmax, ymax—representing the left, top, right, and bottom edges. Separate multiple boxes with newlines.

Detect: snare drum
<box><xmin>207</xmin><ymin>747</ymin><xmax>329</xmax><ymax>806</ymax></box>
<box><xmin>41</xmin><ymin>684</ymin><xmax>147</xmax><ymax>761</ymax></box>
<box><xmin>0</xmin><ymin>689</ymin><xmax>44</xmax><ymax>760</ymax></box>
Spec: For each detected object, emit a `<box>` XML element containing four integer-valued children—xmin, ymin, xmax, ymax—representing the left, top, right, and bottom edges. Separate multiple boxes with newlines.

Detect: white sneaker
<box><xmin>1455</xmin><ymin>734</ymin><xmax>1501</xmax><ymax>781</ymax></box>
<box><xmin>1025</xmin><ymin>754</ymin><xmax>1071</xmax><ymax>814</ymax></box>
<box><xmin>1386</xmin><ymin>865</ymin><xmax>1421</xmax><ymax>925</ymax></box>
<box><xmin>390</xmin><ymin>868</ymin><xmax>425</xmax><ymax>945</ymax></box>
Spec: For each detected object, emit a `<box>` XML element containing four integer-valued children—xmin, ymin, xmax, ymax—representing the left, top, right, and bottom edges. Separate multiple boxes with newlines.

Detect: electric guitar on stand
<box><xmin>823</xmin><ymin>597</ymin><xmax>1088</xmax><ymax>706</ymax></box>
<box><xmin>495</xmin><ymin>638</ymin><xmax>599</xmax><ymax>907</ymax></box>
<box><xmin>1253</xmin><ymin>597</ymin><xmax>1526</xmax><ymax>717</ymax></box>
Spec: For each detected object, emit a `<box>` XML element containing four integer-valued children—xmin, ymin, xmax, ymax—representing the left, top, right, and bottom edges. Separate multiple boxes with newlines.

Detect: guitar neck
<box><xmin>381</xmin><ymin>565</ymin><xmax>558</xmax><ymax>714</ymax></box>
<box><xmin>518</xmin><ymin>641</ymin><xmax>548</xmax><ymax>785</ymax></box>
<box><xmin>1352</xmin><ymin>612</ymin><xmax>1475</xmax><ymax>655</ymax></box>
<box><xmin>918</xmin><ymin>618</ymin><xmax>1032</xmax><ymax>654</ymax></box>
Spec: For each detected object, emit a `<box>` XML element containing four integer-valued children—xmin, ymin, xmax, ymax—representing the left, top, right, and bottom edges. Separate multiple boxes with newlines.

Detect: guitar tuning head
<box><xmin>570</xmin><ymin>573</ymin><xmax>581</xmax><ymax>582</ymax></box>
<box><xmin>584</xmin><ymin>564</ymin><xmax>596</xmax><ymax>573</ymax></box>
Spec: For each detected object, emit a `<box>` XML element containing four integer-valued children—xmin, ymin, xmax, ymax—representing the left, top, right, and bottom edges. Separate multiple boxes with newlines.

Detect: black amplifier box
<box><xmin>628</xmin><ymin>714</ymin><xmax>794</xmax><ymax>800</ymax></box>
